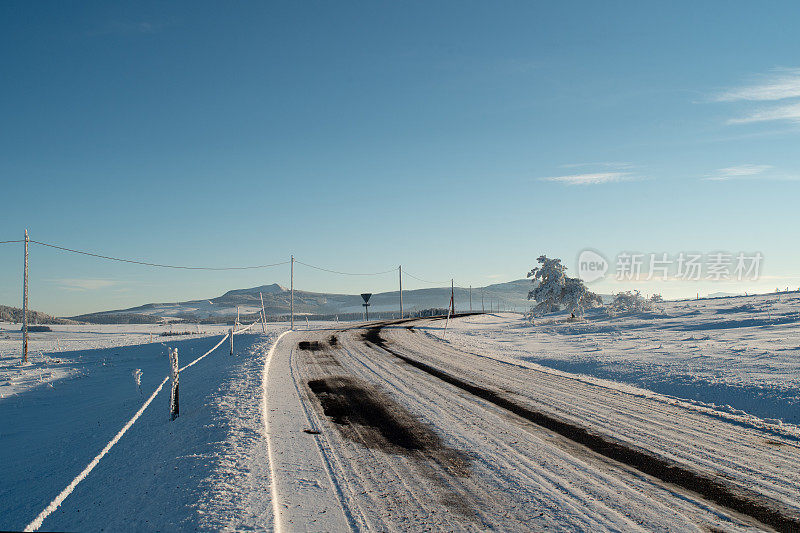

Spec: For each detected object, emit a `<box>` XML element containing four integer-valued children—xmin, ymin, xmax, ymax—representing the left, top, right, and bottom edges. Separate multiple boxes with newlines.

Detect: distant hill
<box><xmin>708</xmin><ymin>292</ymin><xmax>745</xmax><ymax>298</ymax></box>
<box><xmin>70</xmin><ymin>279</ymin><xmax>539</xmax><ymax>323</ymax></box>
<box><xmin>0</xmin><ymin>305</ymin><xmax>79</xmax><ymax>325</ymax></box>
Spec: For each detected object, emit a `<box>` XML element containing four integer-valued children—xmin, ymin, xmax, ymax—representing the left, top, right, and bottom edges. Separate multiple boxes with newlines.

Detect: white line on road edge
<box><xmin>24</xmin><ymin>331</ymin><xmax>239</xmax><ymax>532</ymax></box>
<box><xmin>262</xmin><ymin>330</ymin><xmax>291</xmax><ymax>533</ymax></box>
<box><xmin>24</xmin><ymin>375</ymin><xmax>170</xmax><ymax>532</ymax></box>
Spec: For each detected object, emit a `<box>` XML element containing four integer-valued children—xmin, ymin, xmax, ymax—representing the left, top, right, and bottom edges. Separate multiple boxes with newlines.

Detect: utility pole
<box><xmin>399</xmin><ymin>265</ymin><xmax>403</xmax><ymax>318</ymax></box>
<box><xmin>450</xmin><ymin>279</ymin><xmax>455</xmax><ymax>316</ymax></box>
<box><xmin>22</xmin><ymin>229</ymin><xmax>29</xmax><ymax>363</ymax></box>
<box><xmin>481</xmin><ymin>290</ymin><xmax>484</xmax><ymax>313</ymax></box>
<box><xmin>469</xmin><ymin>285</ymin><xmax>472</xmax><ymax>312</ymax></box>
<box><xmin>290</xmin><ymin>255</ymin><xmax>294</xmax><ymax>330</ymax></box>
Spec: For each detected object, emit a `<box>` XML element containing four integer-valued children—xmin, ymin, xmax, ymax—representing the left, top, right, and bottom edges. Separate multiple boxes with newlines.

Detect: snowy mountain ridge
<box><xmin>71</xmin><ymin>279</ymin><xmax>537</xmax><ymax>322</ymax></box>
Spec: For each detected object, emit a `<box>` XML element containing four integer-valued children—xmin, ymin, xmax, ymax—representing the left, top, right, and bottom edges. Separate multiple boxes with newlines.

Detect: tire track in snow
<box><xmin>364</xmin><ymin>321</ymin><xmax>800</xmax><ymax>533</ymax></box>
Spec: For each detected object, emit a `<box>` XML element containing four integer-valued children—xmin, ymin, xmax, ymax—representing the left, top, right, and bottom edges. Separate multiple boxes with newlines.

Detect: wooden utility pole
<box><xmin>481</xmin><ymin>290</ymin><xmax>484</xmax><ymax>313</ymax></box>
<box><xmin>290</xmin><ymin>255</ymin><xmax>294</xmax><ymax>329</ymax></box>
<box><xmin>399</xmin><ymin>265</ymin><xmax>403</xmax><ymax>318</ymax></box>
<box><xmin>450</xmin><ymin>279</ymin><xmax>455</xmax><ymax>316</ymax></box>
<box><xmin>469</xmin><ymin>285</ymin><xmax>472</xmax><ymax>312</ymax></box>
<box><xmin>22</xmin><ymin>229</ymin><xmax>29</xmax><ymax>363</ymax></box>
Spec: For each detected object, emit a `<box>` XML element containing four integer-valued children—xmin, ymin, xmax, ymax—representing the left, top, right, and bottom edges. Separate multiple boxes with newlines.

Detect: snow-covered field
<box><xmin>438</xmin><ymin>292</ymin><xmax>800</xmax><ymax>425</ymax></box>
<box><xmin>0</xmin><ymin>322</ymin><xmax>289</xmax><ymax>398</ymax></box>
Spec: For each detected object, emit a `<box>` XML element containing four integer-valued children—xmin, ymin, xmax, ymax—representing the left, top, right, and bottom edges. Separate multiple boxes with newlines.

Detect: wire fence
<box><xmin>22</xmin><ymin>319</ymin><xmax>260</xmax><ymax>532</ymax></box>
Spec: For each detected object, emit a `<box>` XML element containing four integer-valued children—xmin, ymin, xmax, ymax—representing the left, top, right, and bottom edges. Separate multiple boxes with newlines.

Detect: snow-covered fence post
<box><xmin>229</xmin><ymin>328</ymin><xmax>234</xmax><ymax>355</ymax></box>
<box><xmin>132</xmin><ymin>368</ymin><xmax>143</xmax><ymax>396</ymax></box>
<box><xmin>443</xmin><ymin>304</ymin><xmax>452</xmax><ymax>338</ymax></box>
<box><xmin>260</xmin><ymin>292</ymin><xmax>267</xmax><ymax>334</ymax></box>
<box><xmin>168</xmin><ymin>348</ymin><xmax>179</xmax><ymax>421</ymax></box>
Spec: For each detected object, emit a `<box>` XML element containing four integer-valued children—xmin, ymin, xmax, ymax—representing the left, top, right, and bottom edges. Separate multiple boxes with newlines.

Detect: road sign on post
<box><xmin>361</xmin><ymin>293</ymin><xmax>372</xmax><ymax>321</ymax></box>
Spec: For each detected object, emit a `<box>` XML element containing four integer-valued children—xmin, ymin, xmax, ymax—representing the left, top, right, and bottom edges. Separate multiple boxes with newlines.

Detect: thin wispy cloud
<box><xmin>541</xmin><ymin>172</ymin><xmax>635</xmax><ymax>186</ymax></box>
<box><xmin>90</xmin><ymin>20</ymin><xmax>165</xmax><ymax>37</ymax></box>
<box><xmin>727</xmin><ymin>102</ymin><xmax>800</xmax><ymax>125</ymax></box>
<box><xmin>719</xmin><ymin>164</ymin><xmax>771</xmax><ymax>176</ymax></box>
<box><xmin>713</xmin><ymin>68</ymin><xmax>800</xmax><ymax>126</ymax></box>
<box><xmin>47</xmin><ymin>278</ymin><xmax>120</xmax><ymax>291</ymax></box>
<box><xmin>713</xmin><ymin>68</ymin><xmax>800</xmax><ymax>102</ymax></box>
<box><xmin>704</xmin><ymin>164</ymin><xmax>799</xmax><ymax>182</ymax></box>
<box><xmin>559</xmin><ymin>162</ymin><xmax>634</xmax><ymax>170</ymax></box>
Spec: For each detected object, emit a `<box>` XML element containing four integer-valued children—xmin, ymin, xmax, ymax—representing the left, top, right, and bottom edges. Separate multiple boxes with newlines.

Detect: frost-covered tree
<box><xmin>527</xmin><ymin>255</ymin><xmax>603</xmax><ymax>317</ymax></box>
<box><xmin>527</xmin><ymin>255</ymin><xmax>566</xmax><ymax>315</ymax></box>
<box><xmin>559</xmin><ymin>276</ymin><xmax>594</xmax><ymax>316</ymax></box>
<box><xmin>560</xmin><ymin>276</ymin><xmax>603</xmax><ymax>316</ymax></box>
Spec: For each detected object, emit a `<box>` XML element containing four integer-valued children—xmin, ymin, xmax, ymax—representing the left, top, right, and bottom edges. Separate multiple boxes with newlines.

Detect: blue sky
<box><xmin>2</xmin><ymin>1</ymin><xmax>800</xmax><ymax>315</ymax></box>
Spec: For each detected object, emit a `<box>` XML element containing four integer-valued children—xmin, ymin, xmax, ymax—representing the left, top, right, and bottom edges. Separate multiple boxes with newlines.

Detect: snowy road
<box><xmin>268</xmin><ymin>318</ymin><xmax>800</xmax><ymax>532</ymax></box>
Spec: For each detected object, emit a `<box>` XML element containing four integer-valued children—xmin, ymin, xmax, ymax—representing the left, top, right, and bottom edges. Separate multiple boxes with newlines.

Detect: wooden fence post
<box><xmin>169</xmin><ymin>348</ymin><xmax>179</xmax><ymax>421</ymax></box>
<box><xmin>260</xmin><ymin>292</ymin><xmax>267</xmax><ymax>334</ymax></box>
<box><xmin>229</xmin><ymin>328</ymin><xmax>234</xmax><ymax>355</ymax></box>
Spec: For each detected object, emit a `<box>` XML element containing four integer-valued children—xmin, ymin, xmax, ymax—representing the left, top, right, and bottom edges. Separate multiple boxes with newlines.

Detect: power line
<box><xmin>29</xmin><ymin>240</ymin><xmax>290</xmax><ymax>271</ymax></box>
<box><xmin>294</xmin><ymin>259</ymin><xmax>397</xmax><ymax>276</ymax></box>
<box><xmin>402</xmin><ymin>269</ymin><xmax>450</xmax><ymax>286</ymax></box>
<box><xmin>9</xmin><ymin>236</ymin><xmax>482</xmax><ymax>291</ymax></box>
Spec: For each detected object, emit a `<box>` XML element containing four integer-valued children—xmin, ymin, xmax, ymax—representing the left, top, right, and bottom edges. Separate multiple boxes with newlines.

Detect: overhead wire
<box><xmin>5</xmin><ymin>236</ymin><xmax>482</xmax><ymax>295</ymax></box>
<box><xmin>294</xmin><ymin>259</ymin><xmax>397</xmax><ymax>276</ymax></box>
<box><xmin>402</xmin><ymin>269</ymin><xmax>451</xmax><ymax>286</ymax></box>
<box><xmin>29</xmin><ymin>240</ymin><xmax>290</xmax><ymax>270</ymax></box>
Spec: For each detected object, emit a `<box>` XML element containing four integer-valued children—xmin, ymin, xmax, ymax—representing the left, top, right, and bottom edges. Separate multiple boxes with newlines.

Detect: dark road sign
<box><xmin>361</xmin><ymin>293</ymin><xmax>372</xmax><ymax>320</ymax></box>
